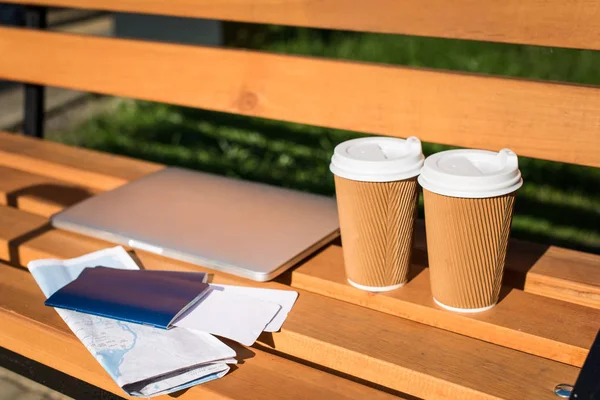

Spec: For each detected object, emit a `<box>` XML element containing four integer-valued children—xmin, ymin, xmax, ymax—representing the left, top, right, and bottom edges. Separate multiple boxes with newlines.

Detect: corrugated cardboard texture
<box><xmin>334</xmin><ymin>175</ymin><xmax>419</xmax><ymax>288</ymax></box>
<box><xmin>423</xmin><ymin>190</ymin><xmax>516</xmax><ymax>309</ymax></box>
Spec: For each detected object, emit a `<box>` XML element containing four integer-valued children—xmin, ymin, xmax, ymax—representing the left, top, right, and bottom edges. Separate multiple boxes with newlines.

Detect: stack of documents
<box><xmin>28</xmin><ymin>246</ymin><xmax>298</xmax><ymax>397</ymax></box>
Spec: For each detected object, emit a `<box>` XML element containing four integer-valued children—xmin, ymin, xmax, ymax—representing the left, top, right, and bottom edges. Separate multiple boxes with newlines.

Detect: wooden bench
<box><xmin>0</xmin><ymin>1</ymin><xmax>599</xmax><ymax>399</ymax></box>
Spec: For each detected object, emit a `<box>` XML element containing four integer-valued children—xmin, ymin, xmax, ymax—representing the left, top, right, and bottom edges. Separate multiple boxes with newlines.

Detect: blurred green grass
<box><xmin>49</xmin><ymin>25</ymin><xmax>600</xmax><ymax>253</ymax></box>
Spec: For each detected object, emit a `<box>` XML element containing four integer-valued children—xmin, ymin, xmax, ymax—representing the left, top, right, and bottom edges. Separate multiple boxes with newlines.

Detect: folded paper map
<box><xmin>28</xmin><ymin>246</ymin><xmax>236</xmax><ymax>397</ymax></box>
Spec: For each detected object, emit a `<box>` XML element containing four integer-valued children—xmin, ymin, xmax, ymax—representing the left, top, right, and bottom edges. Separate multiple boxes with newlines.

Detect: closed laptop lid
<box><xmin>51</xmin><ymin>167</ymin><xmax>339</xmax><ymax>281</ymax></box>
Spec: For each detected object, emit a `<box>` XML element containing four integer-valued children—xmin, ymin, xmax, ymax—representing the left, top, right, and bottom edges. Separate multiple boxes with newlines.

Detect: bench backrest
<box><xmin>0</xmin><ymin>0</ymin><xmax>598</xmax><ymax>167</ymax></box>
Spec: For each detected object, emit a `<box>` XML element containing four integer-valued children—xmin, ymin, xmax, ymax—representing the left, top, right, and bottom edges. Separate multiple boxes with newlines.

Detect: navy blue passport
<box><xmin>45</xmin><ymin>267</ymin><xmax>210</xmax><ymax>329</ymax></box>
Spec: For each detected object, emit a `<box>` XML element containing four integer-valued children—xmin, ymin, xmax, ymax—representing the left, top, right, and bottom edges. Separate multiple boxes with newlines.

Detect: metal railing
<box><xmin>23</xmin><ymin>6</ymin><xmax>46</xmax><ymax>138</ymax></box>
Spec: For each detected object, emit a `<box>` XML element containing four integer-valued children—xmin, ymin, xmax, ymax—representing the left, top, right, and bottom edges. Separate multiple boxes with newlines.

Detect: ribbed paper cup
<box><xmin>330</xmin><ymin>136</ymin><xmax>424</xmax><ymax>292</ymax></box>
<box><xmin>334</xmin><ymin>175</ymin><xmax>419</xmax><ymax>291</ymax></box>
<box><xmin>419</xmin><ymin>148</ymin><xmax>523</xmax><ymax>312</ymax></box>
<box><xmin>423</xmin><ymin>189</ymin><xmax>516</xmax><ymax>310</ymax></box>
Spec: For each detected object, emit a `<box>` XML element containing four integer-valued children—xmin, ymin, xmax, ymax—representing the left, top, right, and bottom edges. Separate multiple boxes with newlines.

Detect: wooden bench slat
<box><xmin>492</xmin><ymin>238</ymin><xmax>600</xmax><ymax>309</ymax></box>
<box><xmin>0</xmin><ymin>165</ymin><xmax>97</xmax><ymax>217</ymax></box>
<box><xmin>0</xmin><ymin>263</ymin><xmax>400</xmax><ymax>400</ymax></box>
<box><xmin>412</xmin><ymin>220</ymin><xmax>600</xmax><ymax>310</ymax></box>
<box><xmin>292</xmin><ymin>245</ymin><xmax>598</xmax><ymax>367</ymax></box>
<box><xmin>0</xmin><ymin>205</ymin><xmax>580</xmax><ymax>399</ymax></box>
<box><xmin>1</xmin><ymin>138</ymin><xmax>597</xmax><ymax>309</ymax></box>
<box><xmin>0</xmin><ymin>132</ymin><xmax>163</xmax><ymax>191</ymax></box>
<box><xmin>1</xmin><ymin>29</ymin><xmax>600</xmax><ymax>166</ymax></box>
<box><xmin>2</xmin><ymin>0</ymin><xmax>600</xmax><ymax>50</ymax></box>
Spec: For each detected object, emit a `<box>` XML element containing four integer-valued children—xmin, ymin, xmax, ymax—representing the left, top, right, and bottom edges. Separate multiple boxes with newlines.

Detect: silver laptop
<box><xmin>51</xmin><ymin>167</ymin><xmax>340</xmax><ymax>281</ymax></box>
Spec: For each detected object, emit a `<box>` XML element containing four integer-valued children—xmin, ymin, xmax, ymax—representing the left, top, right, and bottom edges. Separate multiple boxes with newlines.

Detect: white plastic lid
<box><xmin>418</xmin><ymin>148</ymin><xmax>523</xmax><ymax>198</ymax></box>
<box><xmin>330</xmin><ymin>136</ymin><xmax>424</xmax><ymax>182</ymax></box>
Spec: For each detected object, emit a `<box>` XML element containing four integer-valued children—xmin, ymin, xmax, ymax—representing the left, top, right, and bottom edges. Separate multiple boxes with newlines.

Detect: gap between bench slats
<box><xmin>1</xmin><ymin>29</ymin><xmax>599</xmax><ymax>167</ymax></box>
<box><xmin>2</xmin><ymin>0</ymin><xmax>600</xmax><ymax>50</ymax></box>
<box><xmin>1</xmin><ymin>134</ymin><xmax>597</xmax><ymax>310</ymax></box>
<box><xmin>0</xmin><ymin>205</ymin><xmax>581</xmax><ymax>399</ymax></box>
<box><xmin>0</xmin><ymin>263</ymin><xmax>401</xmax><ymax>400</ymax></box>
<box><xmin>0</xmin><ymin>201</ymin><xmax>597</xmax><ymax>368</ymax></box>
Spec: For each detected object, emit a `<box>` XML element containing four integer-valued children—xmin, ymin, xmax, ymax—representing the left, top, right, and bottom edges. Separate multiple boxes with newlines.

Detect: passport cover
<box><xmin>45</xmin><ymin>267</ymin><xmax>210</xmax><ymax>329</ymax></box>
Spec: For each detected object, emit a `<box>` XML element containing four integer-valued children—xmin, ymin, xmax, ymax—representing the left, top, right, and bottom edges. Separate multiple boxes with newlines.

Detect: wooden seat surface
<box><xmin>0</xmin><ymin>263</ymin><xmax>406</xmax><ymax>400</ymax></box>
<box><xmin>0</xmin><ymin>132</ymin><xmax>598</xmax><ymax>399</ymax></box>
<box><xmin>1</xmin><ymin>0</ymin><xmax>599</xmax><ymax>396</ymax></box>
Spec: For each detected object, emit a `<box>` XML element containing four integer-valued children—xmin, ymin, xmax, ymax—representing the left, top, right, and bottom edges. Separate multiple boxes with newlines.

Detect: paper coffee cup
<box><xmin>418</xmin><ymin>149</ymin><xmax>523</xmax><ymax>312</ymax></box>
<box><xmin>330</xmin><ymin>136</ymin><xmax>424</xmax><ymax>292</ymax></box>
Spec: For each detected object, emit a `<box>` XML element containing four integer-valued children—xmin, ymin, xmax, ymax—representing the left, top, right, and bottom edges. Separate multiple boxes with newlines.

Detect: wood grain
<box><xmin>290</xmin><ymin>244</ymin><xmax>598</xmax><ymax>367</ymax></box>
<box><xmin>1</xmin><ymin>145</ymin><xmax>597</xmax><ymax>309</ymax></box>
<box><xmin>0</xmin><ymin>165</ymin><xmax>97</xmax><ymax>217</ymax></box>
<box><xmin>403</xmin><ymin>221</ymin><xmax>593</xmax><ymax>302</ymax></box>
<box><xmin>0</xmin><ymin>263</ymin><xmax>401</xmax><ymax>400</ymax></box>
<box><xmin>1</xmin><ymin>29</ymin><xmax>599</xmax><ymax>166</ymax></box>
<box><xmin>2</xmin><ymin>0</ymin><xmax>600</xmax><ymax>50</ymax></box>
<box><xmin>0</xmin><ymin>132</ymin><xmax>163</xmax><ymax>191</ymax></box>
<box><xmin>0</xmin><ymin>205</ymin><xmax>581</xmax><ymax>399</ymax></box>
<box><xmin>499</xmin><ymin>238</ymin><xmax>600</xmax><ymax>308</ymax></box>
<box><xmin>410</xmin><ymin>220</ymin><xmax>600</xmax><ymax>309</ymax></box>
